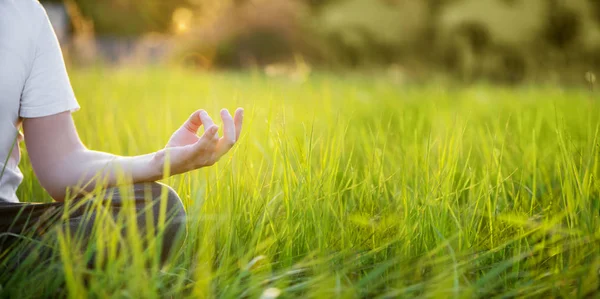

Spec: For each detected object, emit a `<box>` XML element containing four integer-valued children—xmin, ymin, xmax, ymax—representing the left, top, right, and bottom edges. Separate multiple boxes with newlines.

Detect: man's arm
<box><xmin>18</xmin><ymin>1</ymin><xmax>245</xmax><ymax>201</ymax></box>
<box><xmin>22</xmin><ymin>108</ymin><xmax>243</xmax><ymax>201</ymax></box>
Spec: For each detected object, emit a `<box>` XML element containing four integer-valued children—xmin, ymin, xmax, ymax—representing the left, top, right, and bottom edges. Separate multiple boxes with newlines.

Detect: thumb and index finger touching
<box><xmin>184</xmin><ymin>108</ymin><xmax>243</xmax><ymax>138</ymax></box>
<box><xmin>184</xmin><ymin>110</ymin><xmax>217</xmax><ymax>134</ymax></box>
<box><xmin>185</xmin><ymin>108</ymin><xmax>244</xmax><ymax>152</ymax></box>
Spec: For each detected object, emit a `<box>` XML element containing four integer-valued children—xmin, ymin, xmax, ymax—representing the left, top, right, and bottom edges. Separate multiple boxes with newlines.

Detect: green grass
<box><xmin>4</xmin><ymin>68</ymin><xmax>600</xmax><ymax>297</ymax></box>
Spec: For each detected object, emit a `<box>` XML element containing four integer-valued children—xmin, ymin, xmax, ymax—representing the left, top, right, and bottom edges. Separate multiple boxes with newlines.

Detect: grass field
<box><xmin>4</xmin><ymin>68</ymin><xmax>600</xmax><ymax>297</ymax></box>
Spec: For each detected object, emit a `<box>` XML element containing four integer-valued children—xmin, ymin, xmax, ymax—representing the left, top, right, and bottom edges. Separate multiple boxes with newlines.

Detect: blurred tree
<box><xmin>545</xmin><ymin>1</ymin><xmax>581</xmax><ymax>49</ymax></box>
<box><xmin>174</xmin><ymin>0</ymin><xmax>316</xmax><ymax>68</ymax></box>
<box><xmin>314</xmin><ymin>0</ymin><xmax>429</xmax><ymax>66</ymax></box>
<box><xmin>302</xmin><ymin>0</ymin><xmax>342</xmax><ymax>11</ymax></box>
<box><xmin>42</xmin><ymin>0</ymin><xmax>191</xmax><ymax>36</ymax></box>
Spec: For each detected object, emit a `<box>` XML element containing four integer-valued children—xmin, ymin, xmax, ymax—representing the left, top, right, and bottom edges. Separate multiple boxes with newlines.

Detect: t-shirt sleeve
<box><xmin>19</xmin><ymin>2</ymin><xmax>79</xmax><ymax>118</ymax></box>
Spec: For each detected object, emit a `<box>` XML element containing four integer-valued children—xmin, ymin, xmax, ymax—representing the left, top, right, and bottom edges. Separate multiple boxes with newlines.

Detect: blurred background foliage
<box><xmin>42</xmin><ymin>0</ymin><xmax>600</xmax><ymax>83</ymax></box>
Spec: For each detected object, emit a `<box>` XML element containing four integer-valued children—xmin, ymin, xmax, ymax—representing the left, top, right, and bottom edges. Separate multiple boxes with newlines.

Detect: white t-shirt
<box><xmin>0</xmin><ymin>0</ymin><xmax>79</xmax><ymax>203</ymax></box>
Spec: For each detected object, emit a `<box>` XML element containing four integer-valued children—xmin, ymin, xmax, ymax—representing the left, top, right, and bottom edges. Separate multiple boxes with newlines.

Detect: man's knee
<box><xmin>143</xmin><ymin>182</ymin><xmax>186</xmax><ymax>221</ymax></box>
<box><xmin>163</xmin><ymin>185</ymin><xmax>186</xmax><ymax>220</ymax></box>
<box><xmin>134</xmin><ymin>182</ymin><xmax>187</xmax><ymax>261</ymax></box>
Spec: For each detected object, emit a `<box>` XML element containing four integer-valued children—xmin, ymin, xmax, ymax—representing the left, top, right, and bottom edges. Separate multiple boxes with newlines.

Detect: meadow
<box><xmin>3</xmin><ymin>68</ymin><xmax>600</xmax><ymax>298</ymax></box>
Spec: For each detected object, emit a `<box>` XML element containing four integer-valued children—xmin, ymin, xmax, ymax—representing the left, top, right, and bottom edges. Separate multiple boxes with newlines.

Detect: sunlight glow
<box><xmin>172</xmin><ymin>7</ymin><xmax>193</xmax><ymax>34</ymax></box>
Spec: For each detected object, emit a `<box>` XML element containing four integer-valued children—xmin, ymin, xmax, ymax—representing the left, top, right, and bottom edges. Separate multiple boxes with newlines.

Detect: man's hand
<box><xmin>155</xmin><ymin>108</ymin><xmax>244</xmax><ymax>176</ymax></box>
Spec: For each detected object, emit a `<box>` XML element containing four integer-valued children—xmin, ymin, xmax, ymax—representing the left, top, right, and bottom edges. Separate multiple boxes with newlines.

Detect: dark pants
<box><xmin>0</xmin><ymin>182</ymin><xmax>187</xmax><ymax>268</ymax></box>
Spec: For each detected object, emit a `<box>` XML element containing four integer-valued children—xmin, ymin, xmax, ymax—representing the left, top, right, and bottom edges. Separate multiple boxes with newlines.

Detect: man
<box><xmin>0</xmin><ymin>0</ymin><xmax>243</xmax><ymax>263</ymax></box>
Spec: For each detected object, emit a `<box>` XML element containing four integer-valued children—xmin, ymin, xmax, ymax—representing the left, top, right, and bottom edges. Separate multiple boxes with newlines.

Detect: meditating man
<box><xmin>0</xmin><ymin>0</ymin><xmax>243</xmax><ymax>263</ymax></box>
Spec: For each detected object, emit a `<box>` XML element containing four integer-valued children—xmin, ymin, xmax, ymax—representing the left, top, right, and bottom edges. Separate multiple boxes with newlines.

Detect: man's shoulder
<box><xmin>0</xmin><ymin>0</ymin><xmax>48</xmax><ymax>67</ymax></box>
<box><xmin>1</xmin><ymin>0</ymin><xmax>45</xmax><ymax>11</ymax></box>
<box><xmin>0</xmin><ymin>0</ymin><xmax>47</xmax><ymax>25</ymax></box>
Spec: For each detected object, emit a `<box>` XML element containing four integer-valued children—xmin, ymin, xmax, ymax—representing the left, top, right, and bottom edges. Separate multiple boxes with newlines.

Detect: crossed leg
<box><xmin>0</xmin><ymin>182</ymin><xmax>187</xmax><ymax>269</ymax></box>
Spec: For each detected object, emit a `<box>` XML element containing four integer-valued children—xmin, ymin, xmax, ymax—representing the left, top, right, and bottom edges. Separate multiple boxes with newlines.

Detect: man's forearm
<box><xmin>44</xmin><ymin>149</ymin><xmax>165</xmax><ymax>201</ymax></box>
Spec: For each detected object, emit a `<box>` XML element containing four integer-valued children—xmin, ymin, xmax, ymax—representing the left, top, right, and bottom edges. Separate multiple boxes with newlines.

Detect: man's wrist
<box><xmin>150</xmin><ymin>149</ymin><xmax>167</xmax><ymax>180</ymax></box>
